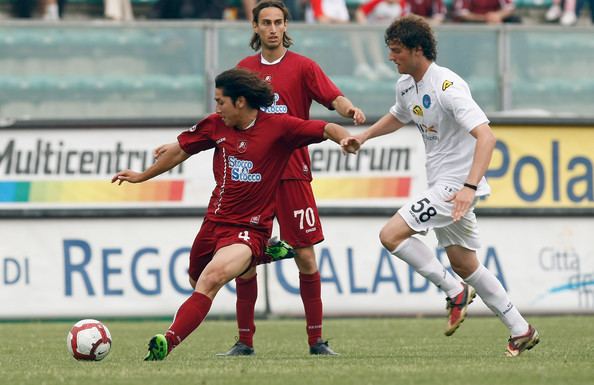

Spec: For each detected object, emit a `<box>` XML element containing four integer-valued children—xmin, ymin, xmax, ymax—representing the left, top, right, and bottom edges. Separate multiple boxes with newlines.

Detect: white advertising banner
<box><xmin>0</xmin><ymin>126</ymin><xmax>426</xmax><ymax>210</ymax></box>
<box><xmin>1</xmin><ymin>216</ymin><xmax>592</xmax><ymax>319</ymax></box>
<box><xmin>0</xmin><ymin>218</ymin><xmax>265</xmax><ymax>318</ymax></box>
<box><xmin>271</xmin><ymin>216</ymin><xmax>594</xmax><ymax>316</ymax></box>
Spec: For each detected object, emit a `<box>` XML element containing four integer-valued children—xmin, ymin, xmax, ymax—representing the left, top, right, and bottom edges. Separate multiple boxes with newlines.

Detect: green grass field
<box><xmin>2</xmin><ymin>316</ymin><xmax>593</xmax><ymax>385</ymax></box>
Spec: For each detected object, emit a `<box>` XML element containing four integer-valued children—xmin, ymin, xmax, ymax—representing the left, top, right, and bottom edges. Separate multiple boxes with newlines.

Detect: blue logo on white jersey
<box><xmin>423</xmin><ymin>94</ymin><xmax>431</xmax><ymax>108</ymax></box>
<box><xmin>229</xmin><ymin>156</ymin><xmax>262</xmax><ymax>182</ymax></box>
<box><xmin>261</xmin><ymin>93</ymin><xmax>288</xmax><ymax>114</ymax></box>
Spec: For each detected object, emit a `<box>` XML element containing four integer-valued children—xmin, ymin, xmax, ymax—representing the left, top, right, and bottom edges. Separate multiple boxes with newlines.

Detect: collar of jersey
<box><xmin>260</xmin><ymin>49</ymin><xmax>288</xmax><ymax>65</ymax></box>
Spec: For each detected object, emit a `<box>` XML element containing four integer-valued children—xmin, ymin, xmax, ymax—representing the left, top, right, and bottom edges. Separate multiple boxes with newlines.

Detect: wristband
<box><xmin>463</xmin><ymin>183</ymin><xmax>478</xmax><ymax>191</ymax></box>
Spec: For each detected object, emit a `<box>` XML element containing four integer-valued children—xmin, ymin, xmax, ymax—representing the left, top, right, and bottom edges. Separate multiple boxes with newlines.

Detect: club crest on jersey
<box><xmin>423</xmin><ymin>94</ymin><xmax>431</xmax><ymax>108</ymax></box>
<box><xmin>237</xmin><ymin>140</ymin><xmax>248</xmax><ymax>153</ymax></box>
<box><xmin>442</xmin><ymin>80</ymin><xmax>453</xmax><ymax>91</ymax></box>
<box><xmin>250</xmin><ymin>215</ymin><xmax>260</xmax><ymax>225</ymax></box>
<box><xmin>264</xmin><ymin>75</ymin><xmax>272</xmax><ymax>82</ymax></box>
<box><xmin>413</xmin><ymin>105</ymin><xmax>423</xmax><ymax>116</ymax></box>
<box><xmin>261</xmin><ymin>93</ymin><xmax>288</xmax><ymax>114</ymax></box>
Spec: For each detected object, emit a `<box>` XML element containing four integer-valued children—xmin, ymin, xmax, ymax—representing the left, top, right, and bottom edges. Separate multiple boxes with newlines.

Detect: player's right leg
<box><xmin>144</xmin><ymin>334</ymin><xmax>168</xmax><ymax>361</ymax></box>
<box><xmin>145</xmin><ymin>221</ymin><xmax>259</xmax><ymax>361</ymax></box>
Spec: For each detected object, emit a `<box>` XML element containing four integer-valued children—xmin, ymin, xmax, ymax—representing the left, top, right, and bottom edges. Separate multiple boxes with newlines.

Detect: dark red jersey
<box><xmin>237</xmin><ymin>50</ymin><xmax>342</xmax><ymax>181</ymax></box>
<box><xmin>407</xmin><ymin>0</ymin><xmax>446</xmax><ymax>17</ymax></box>
<box><xmin>178</xmin><ymin>111</ymin><xmax>326</xmax><ymax>231</ymax></box>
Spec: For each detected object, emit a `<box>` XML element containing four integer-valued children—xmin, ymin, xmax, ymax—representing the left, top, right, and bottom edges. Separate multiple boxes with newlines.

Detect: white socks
<box><xmin>464</xmin><ymin>264</ymin><xmax>529</xmax><ymax>336</ymax></box>
<box><xmin>392</xmin><ymin>237</ymin><xmax>462</xmax><ymax>298</ymax></box>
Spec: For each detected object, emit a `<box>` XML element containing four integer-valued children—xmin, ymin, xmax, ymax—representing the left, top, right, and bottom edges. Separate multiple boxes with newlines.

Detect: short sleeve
<box><xmin>439</xmin><ymin>80</ymin><xmax>489</xmax><ymax>132</ymax></box>
<box><xmin>177</xmin><ymin>114</ymin><xmax>218</xmax><ymax>155</ymax></box>
<box><xmin>281</xmin><ymin>115</ymin><xmax>326</xmax><ymax>148</ymax></box>
<box><xmin>389</xmin><ymin>83</ymin><xmax>412</xmax><ymax>124</ymax></box>
<box><xmin>304</xmin><ymin>59</ymin><xmax>343</xmax><ymax>110</ymax></box>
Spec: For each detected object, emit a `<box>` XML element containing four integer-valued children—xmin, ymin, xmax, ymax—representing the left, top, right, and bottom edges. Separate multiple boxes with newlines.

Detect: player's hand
<box><xmin>349</xmin><ymin>107</ymin><xmax>366</xmax><ymax>125</ymax></box>
<box><xmin>111</xmin><ymin>170</ymin><xmax>144</xmax><ymax>185</ymax></box>
<box><xmin>340</xmin><ymin>136</ymin><xmax>361</xmax><ymax>154</ymax></box>
<box><xmin>485</xmin><ymin>12</ymin><xmax>503</xmax><ymax>24</ymax></box>
<box><xmin>446</xmin><ymin>187</ymin><xmax>475</xmax><ymax>222</ymax></box>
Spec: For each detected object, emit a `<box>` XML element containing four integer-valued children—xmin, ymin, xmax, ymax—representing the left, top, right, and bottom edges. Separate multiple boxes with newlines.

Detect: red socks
<box><xmin>300</xmin><ymin>271</ymin><xmax>323</xmax><ymax>346</ymax></box>
<box><xmin>235</xmin><ymin>275</ymin><xmax>258</xmax><ymax>347</ymax></box>
<box><xmin>234</xmin><ymin>272</ymin><xmax>323</xmax><ymax>347</ymax></box>
<box><xmin>165</xmin><ymin>291</ymin><xmax>212</xmax><ymax>352</ymax></box>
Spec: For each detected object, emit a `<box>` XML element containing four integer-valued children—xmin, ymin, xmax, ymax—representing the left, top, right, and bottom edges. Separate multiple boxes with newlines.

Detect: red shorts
<box><xmin>187</xmin><ymin>218</ymin><xmax>270</xmax><ymax>282</ymax></box>
<box><xmin>275</xmin><ymin>180</ymin><xmax>324</xmax><ymax>249</ymax></box>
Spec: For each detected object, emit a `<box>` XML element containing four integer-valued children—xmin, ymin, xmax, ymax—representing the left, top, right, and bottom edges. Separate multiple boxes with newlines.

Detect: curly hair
<box><xmin>215</xmin><ymin>68</ymin><xmax>275</xmax><ymax>109</ymax></box>
<box><xmin>250</xmin><ymin>0</ymin><xmax>294</xmax><ymax>51</ymax></box>
<box><xmin>384</xmin><ymin>15</ymin><xmax>437</xmax><ymax>61</ymax></box>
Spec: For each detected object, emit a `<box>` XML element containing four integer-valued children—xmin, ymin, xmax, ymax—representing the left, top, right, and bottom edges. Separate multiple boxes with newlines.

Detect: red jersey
<box><xmin>406</xmin><ymin>0</ymin><xmax>446</xmax><ymax>17</ymax></box>
<box><xmin>454</xmin><ymin>0</ymin><xmax>514</xmax><ymax>15</ymax></box>
<box><xmin>178</xmin><ymin>111</ymin><xmax>326</xmax><ymax>231</ymax></box>
<box><xmin>237</xmin><ymin>51</ymin><xmax>342</xmax><ymax>181</ymax></box>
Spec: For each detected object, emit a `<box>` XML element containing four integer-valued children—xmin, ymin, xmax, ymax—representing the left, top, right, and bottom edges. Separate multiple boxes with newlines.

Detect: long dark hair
<box><xmin>215</xmin><ymin>68</ymin><xmax>275</xmax><ymax>109</ymax></box>
<box><xmin>250</xmin><ymin>0</ymin><xmax>293</xmax><ymax>51</ymax></box>
<box><xmin>384</xmin><ymin>15</ymin><xmax>437</xmax><ymax>61</ymax></box>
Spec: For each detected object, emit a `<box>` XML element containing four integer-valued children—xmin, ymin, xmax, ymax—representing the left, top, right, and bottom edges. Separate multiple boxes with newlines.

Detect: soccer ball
<box><xmin>66</xmin><ymin>319</ymin><xmax>112</xmax><ymax>361</ymax></box>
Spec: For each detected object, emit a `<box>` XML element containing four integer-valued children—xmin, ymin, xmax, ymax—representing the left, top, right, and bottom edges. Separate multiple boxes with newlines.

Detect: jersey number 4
<box><xmin>238</xmin><ymin>231</ymin><xmax>250</xmax><ymax>241</ymax></box>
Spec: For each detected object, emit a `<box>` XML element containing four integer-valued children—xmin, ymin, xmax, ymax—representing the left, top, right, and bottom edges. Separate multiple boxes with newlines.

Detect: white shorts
<box><xmin>397</xmin><ymin>183</ymin><xmax>482</xmax><ymax>250</ymax></box>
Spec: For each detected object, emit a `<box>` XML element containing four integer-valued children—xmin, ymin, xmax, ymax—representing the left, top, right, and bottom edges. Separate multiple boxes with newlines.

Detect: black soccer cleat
<box><xmin>309</xmin><ymin>339</ymin><xmax>338</xmax><ymax>355</ymax></box>
<box><xmin>216</xmin><ymin>341</ymin><xmax>255</xmax><ymax>356</ymax></box>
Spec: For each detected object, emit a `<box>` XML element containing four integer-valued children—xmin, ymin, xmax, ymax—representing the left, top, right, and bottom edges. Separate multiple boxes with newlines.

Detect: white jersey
<box><xmin>389</xmin><ymin>62</ymin><xmax>491</xmax><ymax>196</ymax></box>
<box><xmin>305</xmin><ymin>0</ymin><xmax>350</xmax><ymax>23</ymax></box>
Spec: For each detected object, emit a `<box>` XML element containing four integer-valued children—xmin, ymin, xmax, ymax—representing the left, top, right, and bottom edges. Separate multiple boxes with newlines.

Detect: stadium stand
<box><xmin>0</xmin><ymin>25</ymin><xmax>207</xmax><ymax>119</ymax></box>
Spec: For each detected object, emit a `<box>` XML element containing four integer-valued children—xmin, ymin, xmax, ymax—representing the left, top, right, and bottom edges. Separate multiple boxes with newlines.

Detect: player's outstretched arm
<box><xmin>153</xmin><ymin>142</ymin><xmax>178</xmax><ymax>160</ymax></box>
<box><xmin>323</xmin><ymin>123</ymin><xmax>359</xmax><ymax>154</ymax></box>
<box><xmin>340</xmin><ymin>112</ymin><xmax>405</xmax><ymax>151</ymax></box>
<box><xmin>112</xmin><ymin>142</ymin><xmax>190</xmax><ymax>185</ymax></box>
<box><xmin>359</xmin><ymin>112</ymin><xmax>405</xmax><ymax>144</ymax></box>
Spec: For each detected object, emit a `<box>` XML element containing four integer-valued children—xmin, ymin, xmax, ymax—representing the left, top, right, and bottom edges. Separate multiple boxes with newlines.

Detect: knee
<box><xmin>295</xmin><ymin>247</ymin><xmax>318</xmax><ymax>273</ymax></box>
<box><xmin>199</xmin><ymin>269</ymin><xmax>228</xmax><ymax>292</ymax></box>
<box><xmin>379</xmin><ymin>226</ymin><xmax>405</xmax><ymax>252</ymax></box>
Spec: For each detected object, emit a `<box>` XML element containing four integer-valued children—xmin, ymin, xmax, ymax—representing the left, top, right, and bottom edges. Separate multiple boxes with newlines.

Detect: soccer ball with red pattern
<box><xmin>66</xmin><ymin>319</ymin><xmax>112</xmax><ymax>361</ymax></box>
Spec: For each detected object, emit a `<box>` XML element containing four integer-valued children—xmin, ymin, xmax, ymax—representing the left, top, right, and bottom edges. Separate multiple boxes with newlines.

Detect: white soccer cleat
<box><xmin>545</xmin><ymin>4</ymin><xmax>562</xmax><ymax>21</ymax></box>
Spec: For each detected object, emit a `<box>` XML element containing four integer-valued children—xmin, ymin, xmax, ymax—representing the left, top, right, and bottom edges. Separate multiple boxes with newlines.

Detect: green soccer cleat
<box><xmin>265</xmin><ymin>237</ymin><xmax>296</xmax><ymax>261</ymax></box>
<box><xmin>144</xmin><ymin>334</ymin><xmax>168</xmax><ymax>361</ymax></box>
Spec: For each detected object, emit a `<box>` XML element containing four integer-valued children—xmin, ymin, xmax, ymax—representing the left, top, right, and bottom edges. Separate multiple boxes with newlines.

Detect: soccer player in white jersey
<box><xmin>341</xmin><ymin>15</ymin><xmax>539</xmax><ymax>357</ymax></box>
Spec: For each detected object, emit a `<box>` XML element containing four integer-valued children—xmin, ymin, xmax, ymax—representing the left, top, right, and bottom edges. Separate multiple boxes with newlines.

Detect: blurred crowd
<box><xmin>7</xmin><ymin>0</ymin><xmax>593</xmax><ymax>26</ymax></box>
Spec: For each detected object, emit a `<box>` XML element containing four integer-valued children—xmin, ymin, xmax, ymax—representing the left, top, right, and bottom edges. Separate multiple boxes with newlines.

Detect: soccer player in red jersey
<box><xmin>220</xmin><ymin>0</ymin><xmax>366</xmax><ymax>356</ymax></box>
<box><xmin>111</xmin><ymin>68</ymin><xmax>359</xmax><ymax>361</ymax></box>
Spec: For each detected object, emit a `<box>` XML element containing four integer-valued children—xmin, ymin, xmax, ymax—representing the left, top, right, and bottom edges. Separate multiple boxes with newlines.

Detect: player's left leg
<box><xmin>277</xmin><ymin>180</ymin><xmax>336</xmax><ymax>355</ymax></box>
<box><xmin>217</xmin><ymin>267</ymin><xmax>257</xmax><ymax>356</ymax></box>
<box><xmin>293</xmin><ymin>246</ymin><xmax>336</xmax><ymax>355</ymax></box>
<box><xmin>444</xmin><ymin>242</ymin><xmax>538</xmax><ymax>356</ymax></box>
